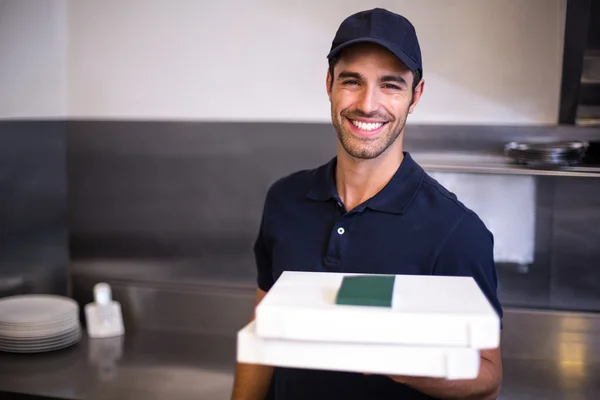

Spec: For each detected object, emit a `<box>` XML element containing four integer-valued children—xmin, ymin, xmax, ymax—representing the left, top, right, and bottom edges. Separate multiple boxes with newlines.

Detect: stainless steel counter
<box><xmin>1</xmin><ymin>308</ymin><xmax>600</xmax><ymax>400</ymax></box>
<box><xmin>0</xmin><ymin>330</ymin><xmax>236</xmax><ymax>400</ymax></box>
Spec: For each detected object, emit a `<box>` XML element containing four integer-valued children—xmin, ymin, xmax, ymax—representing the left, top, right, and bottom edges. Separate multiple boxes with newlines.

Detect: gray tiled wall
<box><xmin>0</xmin><ymin>121</ymin><xmax>69</xmax><ymax>297</ymax></box>
<box><xmin>65</xmin><ymin>121</ymin><xmax>600</xmax><ymax>312</ymax></box>
<box><xmin>551</xmin><ymin>177</ymin><xmax>600</xmax><ymax>310</ymax></box>
<box><xmin>3</xmin><ymin>120</ymin><xmax>600</xmax><ymax>313</ymax></box>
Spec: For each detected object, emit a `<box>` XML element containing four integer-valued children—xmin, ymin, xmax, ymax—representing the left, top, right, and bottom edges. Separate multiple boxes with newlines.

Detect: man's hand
<box><xmin>385</xmin><ymin>347</ymin><xmax>502</xmax><ymax>400</ymax></box>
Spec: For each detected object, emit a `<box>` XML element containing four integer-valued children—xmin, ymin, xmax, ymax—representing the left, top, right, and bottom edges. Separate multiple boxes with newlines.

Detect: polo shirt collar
<box><xmin>305</xmin><ymin>152</ymin><xmax>425</xmax><ymax>214</ymax></box>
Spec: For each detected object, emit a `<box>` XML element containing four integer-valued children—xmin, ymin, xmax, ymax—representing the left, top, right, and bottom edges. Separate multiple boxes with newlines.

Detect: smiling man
<box><xmin>231</xmin><ymin>8</ymin><xmax>503</xmax><ymax>400</ymax></box>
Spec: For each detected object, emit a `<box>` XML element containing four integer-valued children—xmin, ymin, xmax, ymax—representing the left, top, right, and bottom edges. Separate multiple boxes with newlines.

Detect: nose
<box><xmin>356</xmin><ymin>85</ymin><xmax>380</xmax><ymax>115</ymax></box>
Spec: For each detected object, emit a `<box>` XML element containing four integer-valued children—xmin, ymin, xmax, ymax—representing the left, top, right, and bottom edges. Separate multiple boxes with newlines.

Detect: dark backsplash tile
<box><xmin>495</xmin><ymin>177</ymin><xmax>555</xmax><ymax>308</ymax></box>
<box><xmin>65</xmin><ymin>121</ymin><xmax>600</xmax><ymax>312</ymax></box>
<box><xmin>0</xmin><ymin>121</ymin><xmax>69</xmax><ymax>296</ymax></box>
<box><xmin>550</xmin><ymin>178</ymin><xmax>600</xmax><ymax>311</ymax></box>
<box><xmin>3</xmin><ymin>119</ymin><xmax>600</xmax><ymax>311</ymax></box>
<box><xmin>66</xmin><ymin>121</ymin><xmax>338</xmax><ymax>259</ymax></box>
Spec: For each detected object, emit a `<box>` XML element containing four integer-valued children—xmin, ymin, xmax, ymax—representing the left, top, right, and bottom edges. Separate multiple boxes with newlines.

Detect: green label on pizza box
<box><xmin>335</xmin><ymin>275</ymin><xmax>396</xmax><ymax>307</ymax></box>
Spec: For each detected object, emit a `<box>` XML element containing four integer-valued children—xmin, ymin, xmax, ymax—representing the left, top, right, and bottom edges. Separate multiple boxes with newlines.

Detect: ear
<box><xmin>326</xmin><ymin>68</ymin><xmax>333</xmax><ymax>100</ymax></box>
<box><xmin>408</xmin><ymin>78</ymin><xmax>424</xmax><ymax>114</ymax></box>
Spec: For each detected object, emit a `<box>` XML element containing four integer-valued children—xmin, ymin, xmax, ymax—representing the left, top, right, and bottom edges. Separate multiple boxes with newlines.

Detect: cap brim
<box><xmin>326</xmin><ymin>38</ymin><xmax>419</xmax><ymax>72</ymax></box>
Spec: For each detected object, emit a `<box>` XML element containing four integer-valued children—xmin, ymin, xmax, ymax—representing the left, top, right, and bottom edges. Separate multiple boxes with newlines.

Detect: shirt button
<box><xmin>337</xmin><ymin>227</ymin><xmax>345</xmax><ymax>235</ymax></box>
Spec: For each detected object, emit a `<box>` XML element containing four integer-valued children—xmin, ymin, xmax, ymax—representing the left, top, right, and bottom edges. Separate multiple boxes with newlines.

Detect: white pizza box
<box><xmin>255</xmin><ymin>271</ymin><xmax>500</xmax><ymax>349</ymax></box>
<box><xmin>237</xmin><ymin>320</ymin><xmax>481</xmax><ymax>380</ymax></box>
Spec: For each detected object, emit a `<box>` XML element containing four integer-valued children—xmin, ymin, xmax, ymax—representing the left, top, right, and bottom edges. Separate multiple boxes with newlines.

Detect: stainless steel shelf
<box><xmin>412</xmin><ymin>152</ymin><xmax>600</xmax><ymax>178</ymax></box>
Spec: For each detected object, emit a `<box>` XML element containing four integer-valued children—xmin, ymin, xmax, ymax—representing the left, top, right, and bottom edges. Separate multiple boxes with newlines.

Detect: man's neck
<box><xmin>335</xmin><ymin>144</ymin><xmax>404</xmax><ymax>212</ymax></box>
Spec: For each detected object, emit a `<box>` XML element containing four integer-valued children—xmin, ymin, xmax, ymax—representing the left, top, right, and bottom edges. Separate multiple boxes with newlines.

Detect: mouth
<box><xmin>346</xmin><ymin>118</ymin><xmax>388</xmax><ymax>137</ymax></box>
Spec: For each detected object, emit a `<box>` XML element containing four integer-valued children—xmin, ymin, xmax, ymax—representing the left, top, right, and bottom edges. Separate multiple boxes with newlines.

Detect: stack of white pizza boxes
<box><xmin>237</xmin><ymin>271</ymin><xmax>500</xmax><ymax>380</ymax></box>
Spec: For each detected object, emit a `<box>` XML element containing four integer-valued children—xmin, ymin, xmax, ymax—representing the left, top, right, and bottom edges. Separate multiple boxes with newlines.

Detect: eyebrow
<box><xmin>337</xmin><ymin>71</ymin><xmax>407</xmax><ymax>86</ymax></box>
<box><xmin>381</xmin><ymin>75</ymin><xmax>407</xmax><ymax>86</ymax></box>
<box><xmin>338</xmin><ymin>71</ymin><xmax>362</xmax><ymax>80</ymax></box>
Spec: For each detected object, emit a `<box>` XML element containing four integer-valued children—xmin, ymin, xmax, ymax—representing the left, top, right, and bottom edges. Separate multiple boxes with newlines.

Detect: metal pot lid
<box><xmin>504</xmin><ymin>140</ymin><xmax>590</xmax><ymax>168</ymax></box>
<box><xmin>504</xmin><ymin>140</ymin><xmax>589</xmax><ymax>153</ymax></box>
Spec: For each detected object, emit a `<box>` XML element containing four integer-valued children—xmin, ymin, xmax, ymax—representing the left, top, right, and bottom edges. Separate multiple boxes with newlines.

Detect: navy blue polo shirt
<box><xmin>254</xmin><ymin>152</ymin><xmax>503</xmax><ymax>400</ymax></box>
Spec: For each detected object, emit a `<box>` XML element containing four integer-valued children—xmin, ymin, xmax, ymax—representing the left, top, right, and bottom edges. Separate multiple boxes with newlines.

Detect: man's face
<box><xmin>327</xmin><ymin>43</ymin><xmax>423</xmax><ymax>160</ymax></box>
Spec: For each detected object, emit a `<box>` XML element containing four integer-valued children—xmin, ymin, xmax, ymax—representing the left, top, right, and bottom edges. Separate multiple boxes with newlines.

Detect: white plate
<box><xmin>0</xmin><ymin>317</ymin><xmax>80</xmax><ymax>331</ymax></box>
<box><xmin>0</xmin><ymin>313</ymin><xmax>78</xmax><ymax>326</ymax></box>
<box><xmin>0</xmin><ymin>295</ymin><xmax>79</xmax><ymax>324</ymax></box>
<box><xmin>0</xmin><ymin>331</ymin><xmax>81</xmax><ymax>353</ymax></box>
<box><xmin>0</xmin><ymin>337</ymin><xmax>80</xmax><ymax>350</ymax></box>
<box><xmin>0</xmin><ymin>327</ymin><xmax>81</xmax><ymax>345</ymax></box>
<box><xmin>0</xmin><ymin>329</ymin><xmax>81</xmax><ymax>346</ymax></box>
<box><xmin>0</xmin><ymin>322</ymin><xmax>81</xmax><ymax>339</ymax></box>
<box><xmin>237</xmin><ymin>321</ymin><xmax>480</xmax><ymax>380</ymax></box>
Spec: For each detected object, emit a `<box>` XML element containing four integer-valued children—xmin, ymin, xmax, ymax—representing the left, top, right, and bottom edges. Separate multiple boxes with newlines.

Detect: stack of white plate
<box><xmin>237</xmin><ymin>271</ymin><xmax>501</xmax><ymax>380</ymax></box>
<box><xmin>0</xmin><ymin>294</ymin><xmax>82</xmax><ymax>353</ymax></box>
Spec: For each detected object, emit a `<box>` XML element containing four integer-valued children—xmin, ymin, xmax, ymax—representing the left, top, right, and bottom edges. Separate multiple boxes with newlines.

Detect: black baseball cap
<box><xmin>327</xmin><ymin>8</ymin><xmax>423</xmax><ymax>76</ymax></box>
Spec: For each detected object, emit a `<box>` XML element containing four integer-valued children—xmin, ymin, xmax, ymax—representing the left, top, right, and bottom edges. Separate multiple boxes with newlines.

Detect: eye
<box><xmin>341</xmin><ymin>80</ymin><xmax>359</xmax><ymax>86</ymax></box>
<box><xmin>382</xmin><ymin>83</ymin><xmax>401</xmax><ymax>90</ymax></box>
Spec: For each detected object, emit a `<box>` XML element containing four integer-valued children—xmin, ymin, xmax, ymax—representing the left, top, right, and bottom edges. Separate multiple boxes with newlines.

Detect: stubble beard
<box><xmin>331</xmin><ymin>108</ymin><xmax>408</xmax><ymax>160</ymax></box>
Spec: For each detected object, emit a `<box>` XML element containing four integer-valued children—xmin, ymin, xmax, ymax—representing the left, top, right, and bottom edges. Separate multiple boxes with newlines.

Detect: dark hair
<box><xmin>328</xmin><ymin>56</ymin><xmax>422</xmax><ymax>92</ymax></box>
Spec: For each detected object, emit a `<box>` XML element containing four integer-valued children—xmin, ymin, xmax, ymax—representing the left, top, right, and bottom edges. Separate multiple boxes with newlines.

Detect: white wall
<box><xmin>1</xmin><ymin>0</ymin><xmax>566</xmax><ymax>124</ymax></box>
<box><xmin>68</xmin><ymin>0</ymin><xmax>566</xmax><ymax>125</ymax></box>
<box><xmin>0</xmin><ymin>0</ymin><xmax>67</xmax><ymax>119</ymax></box>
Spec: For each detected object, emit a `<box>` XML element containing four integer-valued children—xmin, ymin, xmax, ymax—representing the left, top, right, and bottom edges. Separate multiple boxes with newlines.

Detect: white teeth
<box><xmin>351</xmin><ymin>120</ymin><xmax>384</xmax><ymax>131</ymax></box>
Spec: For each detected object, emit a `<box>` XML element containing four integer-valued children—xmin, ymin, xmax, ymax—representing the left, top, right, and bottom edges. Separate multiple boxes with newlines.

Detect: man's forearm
<box><xmin>230</xmin><ymin>362</ymin><xmax>273</xmax><ymax>400</ymax></box>
<box><xmin>391</xmin><ymin>359</ymin><xmax>501</xmax><ymax>400</ymax></box>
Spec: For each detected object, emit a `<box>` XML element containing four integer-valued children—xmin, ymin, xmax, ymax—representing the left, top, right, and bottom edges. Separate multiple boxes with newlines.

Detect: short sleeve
<box><xmin>433</xmin><ymin>212</ymin><xmax>504</xmax><ymax>321</ymax></box>
<box><xmin>254</xmin><ymin>199</ymin><xmax>274</xmax><ymax>292</ymax></box>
